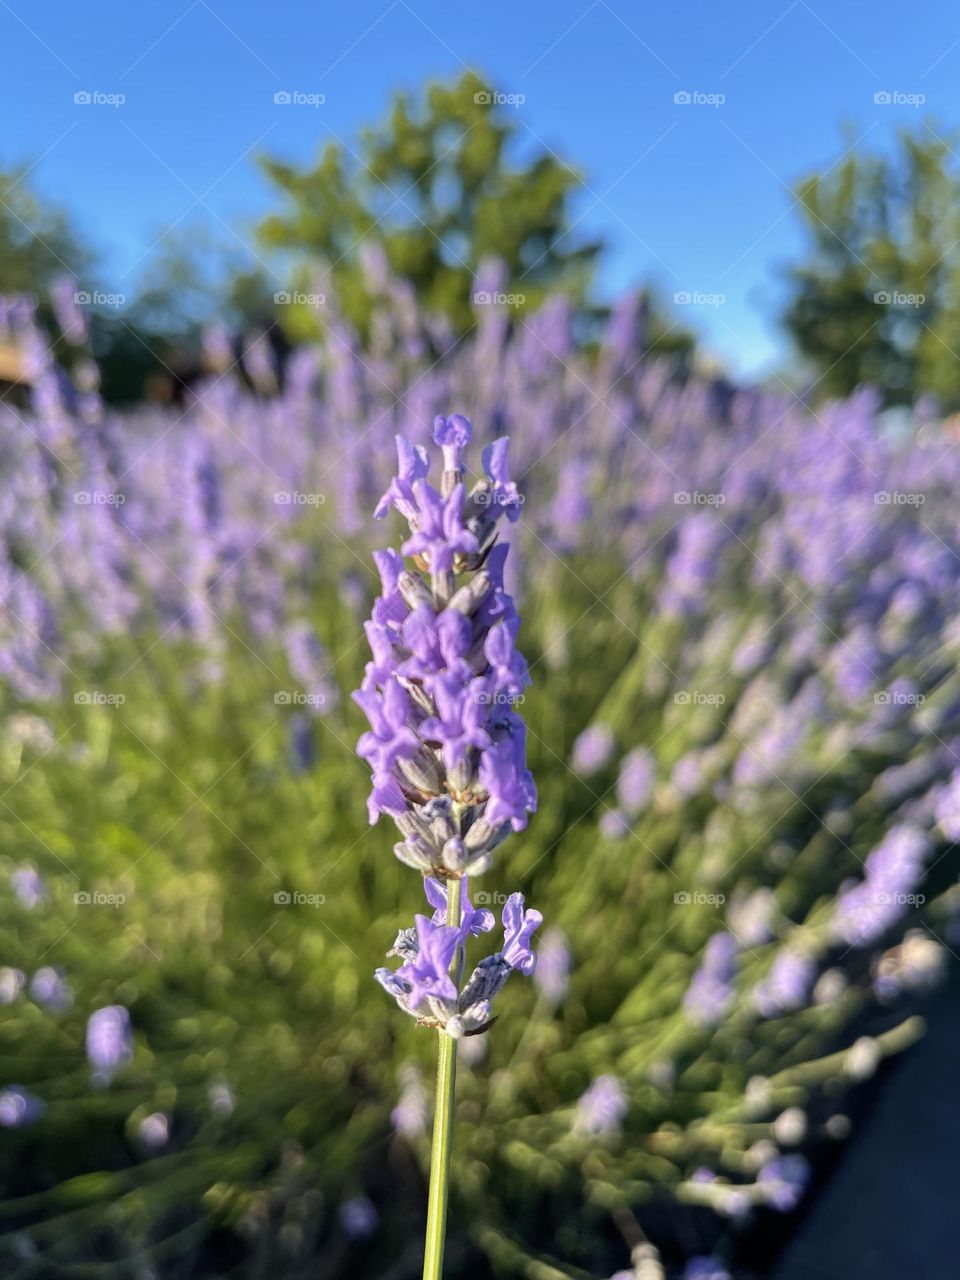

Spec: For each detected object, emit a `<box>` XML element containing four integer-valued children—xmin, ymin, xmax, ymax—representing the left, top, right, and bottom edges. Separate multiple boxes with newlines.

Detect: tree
<box><xmin>783</xmin><ymin>124</ymin><xmax>960</xmax><ymax>406</ymax></box>
<box><xmin>0</xmin><ymin>165</ymin><xmax>94</xmax><ymax>295</ymax></box>
<box><xmin>257</xmin><ymin>71</ymin><xmax>603</xmax><ymax>339</ymax></box>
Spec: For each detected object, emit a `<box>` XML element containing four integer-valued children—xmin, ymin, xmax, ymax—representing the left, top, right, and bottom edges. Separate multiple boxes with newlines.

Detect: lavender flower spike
<box><xmin>359</xmin><ymin>416</ymin><xmax>540</xmax><ymax>1280</ymax></box>
<box><xmin>353</xmin><ymin>414</ymin><xmax>536</xmax><ymax>878</ymax></box>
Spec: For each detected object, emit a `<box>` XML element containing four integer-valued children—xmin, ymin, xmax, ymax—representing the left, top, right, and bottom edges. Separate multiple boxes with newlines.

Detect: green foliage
<box><xmin>257</xmin><ymin>72</ymin><xmax>603</xmax><ymax>339</ymax></box>
<box><xmin>0</xmin><ymin>166</ymin><xmax>93</xmax><ymax>295</ymax></box>
<box><xmin>783</xmin><ymin>122</ymin><xmax>960</xmax><ymax>406</ymax></box>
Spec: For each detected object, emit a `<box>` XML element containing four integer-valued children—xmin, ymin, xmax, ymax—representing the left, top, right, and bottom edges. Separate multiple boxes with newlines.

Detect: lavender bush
<box><xmin>0</xmin><ymin>267</ymin><xmax>957</xmax><ymax>1277</ymax></box>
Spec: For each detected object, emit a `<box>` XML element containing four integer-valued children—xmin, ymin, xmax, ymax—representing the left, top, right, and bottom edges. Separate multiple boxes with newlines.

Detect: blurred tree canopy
<box><xmin>257</xmin><ymin>70</ymin><xmax>604</xmax><ymax>339</ymax></box>
<box><xmin>783</xmin><ymin>124</ymin><xmax>960</xmax><ymax>407</ymax></box>
<box><xmin>0</xmin><ymin>164</ymin><xmax>94</xmax><ymax>293</ymax></box>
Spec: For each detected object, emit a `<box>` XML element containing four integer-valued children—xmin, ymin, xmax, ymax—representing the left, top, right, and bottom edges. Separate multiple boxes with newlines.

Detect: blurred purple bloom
<box><xmin>534</xmin><ymin>926</ymin><xmax>571</xmax><ymax>1004</ymax></box>
<box><xmin>685</xmin><ymin>933</ymin><xmax>739</xmax><ymax>1025</ymax></box>
<box><xmin>575</xmin><ymin>1075</ymin><xmax>627</xmax><ymax>1135</ymax></box>
<box><xmin>10</xmin><ymin>863</ymin><xmax>46</xmax><ymax>909</ymax></box>
<box><xmin>30</xmin><ymin>967</ymin><xmax>73</xmax><ymax>1012</ymax></box>
<box><xmin>0</xmin><ymin>1085</ymin><xmax>45</xmax><ymax>1127</ymax></box>
<box><xmin>758</xmin><ymin>1154</ymin><xmax>810</xmax><ymax>1212</ymax></box>
<box><xmin>339</xmin><ymin>1195</ymin><xmax>379</xmax><ymax>1241</ymax></box>
<box><xmin>754</xmin><ymin>950</ymin><xmax>815</xmax><ymax>1017</ymax></box>
<box><xmin>571</xmin><ymin>724</ymin><xmax>615</xmax><ymax>776</ymax></box>
<box><xmin>617</xmin><ymin>748</ymin><xmax>654</xmax><ymax>812</ymax></box>
<box><xmin>86</xmin><ymin>1005</ymin><xmax>133</xmax><ymax>1085</ymax></box>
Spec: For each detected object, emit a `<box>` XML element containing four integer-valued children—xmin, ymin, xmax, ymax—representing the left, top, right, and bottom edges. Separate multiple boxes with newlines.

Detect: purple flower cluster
<box><xmin>376</xmin><ymin>878</ymin><xmax>541</xmax><ymax>1036</ymax></box>
<box><xmin>354</xmin><ymin>416</ymin><xmax>535</xmax><ymax>875</ymax></box>
<box><xmin>685</xmin><ymin>932</ymin><xmax>739</xmax><ymax>1025</ymax></box>
<box><xmin>358</xmin><ymin>417</ymin><xmax>542</xmax><ymax>1036</ymax></box>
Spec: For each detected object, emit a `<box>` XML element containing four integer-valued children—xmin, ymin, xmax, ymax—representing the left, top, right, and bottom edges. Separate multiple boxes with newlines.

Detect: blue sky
<box><xmin>2</xmin><ymin>0</ymin><xmax>959</xmax><ymax>376</ymax></box>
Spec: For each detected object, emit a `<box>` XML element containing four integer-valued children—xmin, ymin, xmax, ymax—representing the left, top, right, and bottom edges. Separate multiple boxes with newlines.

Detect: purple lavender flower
<box><xmin>138</xmin><ymin>1112</ymin><xmax>170</xmax><ymax>1150</ymax></box>
<box><xmin>617</xmin><ymin>747</ymin><xmax>654</xmax><ymax>813</ymax></box>
<box><xmin>571</xmin><ymin>724</ymin><xmax>615</xmax><ymax>776</ymax></box>
<box><xmin>574</xmin><ymin>1075</ymin><xmax>627</xmax><ymax>1135</ymax></box>
<box><xmin>0</xmin><ymin>1085</ymin><xmax>45</xmax><ymax>1127</ymax></box>
<box><xmin>339</xmin><ymin>1195</ymin><xmax>379</xmax><ymax>1241</ymax></box>
<box><xmin>600</xmin><ymin>808</ymin><xmax>630</xmax><ymax>840</ymax></box>
<box><xmin>86</xmin><ymin>1005</ymin><xmax>133</xmax><ymax>1085</ymax></box>
<box><xmin>757</xmin><ymin>1154</ymin><xmax>810</xmax><ymax>1211</ymax></box>
<box><xmin>377</xmin><ymin>881</ymin><xmax>541</xmax><ymax>1037</ymax></box>
<box><xmin>685</xmin><ymin>933</ymin><xmax>739</xmax><ymax>1025</ymax></box>
<box><xmin>501</xmin><ymin>893</ymin><xmax>542</xmax><ymax>974</ymax></box>
<box><xmin>534</xmin><ymin>926</ymin><xmax>571</xmax><ymax>1005</ymax></box>
<box><xmin>354</xmin><ymin>416</ymin><xmax>536</xmax><ymax>877</ymax></box>
<box><xmin>29</xmin><ymin>967</ymin><xmax>73</xmax><ymax>1011</ymax></box>
<box><xmin>754</xmin><ymin>950</ymin><xmax>815</xmax><ymax>1017</ymax></box>
<box><xmin>10</xmin><ymin>863</ymin><xmax>46</xmax><ymax>909</ymax></box>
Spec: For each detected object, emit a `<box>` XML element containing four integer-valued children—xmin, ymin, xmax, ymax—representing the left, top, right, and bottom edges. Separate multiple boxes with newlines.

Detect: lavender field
<box><xmin>1</xmin><ymin>262</ymin><xmax>958</xmax><ymax>1278</ymax></box>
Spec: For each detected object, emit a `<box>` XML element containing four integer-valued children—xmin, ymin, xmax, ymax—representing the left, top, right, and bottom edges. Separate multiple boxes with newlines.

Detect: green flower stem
<box><xmin>421</xmin><ymin>876</ymin><xmax>462</xmax><ymax>1280</ymax></box>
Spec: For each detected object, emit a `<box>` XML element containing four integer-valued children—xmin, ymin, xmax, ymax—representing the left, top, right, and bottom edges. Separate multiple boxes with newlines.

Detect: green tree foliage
<box><xmin>783</xmin><ymin>124</ymin><xmax>960</xmax><ymax>406</ymax></box>
<box><xmin>0</xmin><ymin>165</ymin><xmax>93</xmax><ymax>294</ymax></box>
<box><xmin>257</xmin><ymin>71</ymin><xmax>604</xmax><ymax>339</ymax></box>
